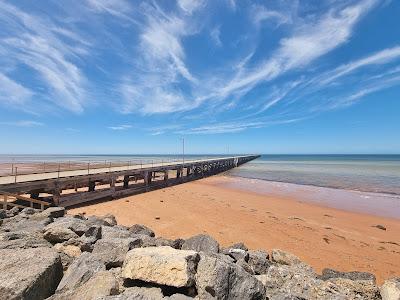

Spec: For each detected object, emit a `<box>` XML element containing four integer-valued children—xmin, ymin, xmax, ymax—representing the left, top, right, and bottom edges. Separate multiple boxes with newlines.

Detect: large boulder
<box><xmin>328</xmin><ymin>277</ymin><xmax>380</xmax><ymax>299</ymax></box>
<box><xmin>79</xmin><ymin>225</ymin><xmax>102</xmax><ymax>252</ymax></box>
<box><xmin>92</xmin><ymin>237</ymin><xmax>142</xmax><ymax>268</ymax></box>
<box><xmin>122</xmin><ymin>246</ymin><xmax>199</xmax><ymax>288</ymax></box>
<box><xmin>247</xmin><ymin>250</ymin><xmax>270</xmax><ymax>275</ymax></box>
<box><xmin>129</xmin><ymin>224</ymin><xmax>155</xmax><ymax>237</ymax></box>
<box><xmin>0</xmin><ymin>247</ymin><xmax>63</xmax><ymax>300</ymax></box>
<box><xmin>195</xmin><ymin>253</ymin><xmax>265</xmax><ymax>299</ymax></box>
<box><xmin>43</xmin><ymin>227</ymin><xmax>79</xmax><ymax>243</ymax></box>
<box><xmin>45</xmin><ymin>216</ymin><xmax>89</xmax><ymax>236</ymax></box>
<box><xmin>102</xmin><ymin>225</ymin><xmax>133</xmax><ymax>239</ymax></box>
<box><xmin>181</xmin><ymin>234</ymin><xmax>219</xmax><ymax>254</ymax></box>
<box><xmin>41</xmin><ymin>207</ymin><xmax>65</xmax><ymax>219</ymax></box>
<box><xmin>87</xmin><ymin>214</ymin><xmax>117</xmax><ymax>227</ymax></box>
<box><xmin>381</xmin><ymin>278</ymin><xmax>400</xmax><ymax>300</ymax></box>
<box><xmin>271</xmin><ymin>249</ymin><xmax>302</xmax><ymax>265</ymax></box>
<box><xmin>102</xmin><ymin>286</ymin><xmax>164</xmax><ymax>299</ymax></box>
<box><xmin>0</xmin><ymin>231</ymin><xmax>52</xmax><ymax>249</ymax></box>
<box><xmin>50</xmin><ymin>270</ymin><xmax>119</xmax><ymax>300</ymax></box>
<box><xmin>56</xmin><ymin>252</ymin><xmax>105</xmax><ymax>293</ymax></box>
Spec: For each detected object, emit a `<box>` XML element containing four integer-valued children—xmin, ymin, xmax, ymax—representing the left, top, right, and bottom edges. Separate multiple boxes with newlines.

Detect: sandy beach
<box><xmin>69</xmin><ymin>175</ymin><xmax>400</xmax><ymax>284</ymax></box>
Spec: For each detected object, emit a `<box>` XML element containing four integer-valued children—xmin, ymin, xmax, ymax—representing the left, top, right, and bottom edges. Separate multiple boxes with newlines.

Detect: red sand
<box><xmin>69</xmin><ymin>176</ymin><xmax>400</xmax><ymax>284</ymax></box>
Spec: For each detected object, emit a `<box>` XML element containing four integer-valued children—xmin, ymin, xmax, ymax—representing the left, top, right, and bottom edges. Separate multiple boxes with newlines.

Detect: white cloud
<box><xmin>320</xmin><ymin>45</ymin><xmax>400</xmax><ymax>85</ymax></box>
<box><xmin>0</xmin><ymin>73</ymin><xmax>33</xmax><ymax>105</ymax></box>
<box><xmin>107</xmin><ymin>124</ymin><xmax>132</xmax><ymax>130</ymax></box>
<box><xmin>217</xmin><ymin>0</ymin><xmax>377</xmax><ymax>100</ymax></box>
<box><xmin>210</xmin><ymin>26</ymin><xmax>222</xmax><ymax>47</ymax></box>
<box><xmin>85</xmin><ymin>0</ymin><xmax>133</xmax><ymax>20</ymax></box>
<box><xmin>251</xmin><ymin>4</ymin><xmax>291</xmax><ymax>27</ymax></box>
<box><xmin>0</xmin><ymin>120</ymin><xmax>44</xmax><ymax>127</ymax></box>
<box><xmin>0</xmin><ymin>2</ymin><xmax>89</xmax><ymax>113</ymax></box>
<box><xmin>177</xmin><ymin>0</ymin><xmax>206</xmax><ymax>15</ymax></box>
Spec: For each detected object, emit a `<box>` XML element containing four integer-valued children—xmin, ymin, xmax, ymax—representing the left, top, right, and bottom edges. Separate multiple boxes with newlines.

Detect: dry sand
<box><xmin>69</xmin><ymin>175</ymin><xmax>400</xmax><ymax>284</ymax></box>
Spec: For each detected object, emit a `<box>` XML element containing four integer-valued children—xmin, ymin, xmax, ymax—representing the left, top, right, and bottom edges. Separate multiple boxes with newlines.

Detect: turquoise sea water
<box><xmin>227</xmin><ymin>155</ymin><xmax>400</xmax><ymax>196</ymax></box>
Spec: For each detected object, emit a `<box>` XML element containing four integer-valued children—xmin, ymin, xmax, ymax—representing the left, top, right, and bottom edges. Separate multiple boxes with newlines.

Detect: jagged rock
<box><xmin>92</xmin><ymin>237</ymin><xmax>142</xmax><ymax>268</ymax></box>
<box><xmin>165</xmin><ymin>294</ymin><xmax>193</xmax><ymax>300</ymax></box>
<box><xmin>45</xmin><ymin>216</ymin><xmax>89</xmax><ymax>236</ymax></box>
<box><xmin>0</xmin><ymin>231</ymin><xmax>52</xmax><ymax>249</ymax></box>
<box><xmin>172</xmin><ymin>238</ymin><xmax>185</xmax><ymax>249</ymax></box>
<box><xmin>226</xmin><ymin>242</ymin><xmax>248</xmax><ymax>251</ymax></box>
<box><xmin>181</xmin><ymin>234</ymin><xmax>220</xmax><ymax>254</ymax></box>
<box><xmin>79</xmin><ymin>225</ymin><xmax>102</xmax><ymax>252</ymax></box>
<box><xmin>381</xmin><ymin>278</ymin><xmax>400</xmax><ymax>300</ymax></box>
<box><xmin>0</xmin><ymin>209</ymin><xmax>7</xmax><ymax>219</ymax></box>
<box><xmin>56</xmin><ymin>252</ymin><xmax>105</xmax><ymax>293</ymax></box>
<box><xmin>87</xmin><ymin>214</ymin><xmax>117</xmax><ymax>227</ymax></box>
<box><xmin>43</xmin><ymin>227</ymin><xmax>79</xmax><ymax>243</ymax></box>
<box><xmin>99</xmin><ymin>286</ymin><xmax>164</xmax><ymax>299</ymax></box>
<box><xmin>1</xmin><ymin>213</ymin><xmax>51</xmax><ymax>234</ymax></box>
<box><xmin>236</xmin><ymin>258</ymin><xmax>254</xmax><ymax>275</ymax></box>
<box><xmin>318</xmin><ymin>268</ymin><xmax>376</xmax><ymax>283</ymax></box>
<box><xmin>247</xmin><ymin>250</ymin><xmax>270</xmax><ymax>275</ymax></box>
<box><xmin>195</xmin><ymin>252</ymin><xmax>266</xmax><ymax>299</ymax></box>
<box><xmin>41</xmin><ymin>207</ymin><xmax>65</xmax><ymax>219</ymax></box>
<box><xmin>224</xmin><ymin>248</ymin><xmax>248</xmax><ymax>262</ymax></box>
<box><xmin>271</xmin><ymin>249</ymin><xmax>302</xmax><ymax>266</ymax></box>
<box><xmin>129</xmin><ymin>224</ymin><xmax>155</xmax><ymax>237</ymax></box>
<box><xmin>122</xmin><ymin>246</ymin><xmax>199</xmax><ymax>288</ymax></box>
<box><xmin>54</xmin><ymin>243</ymin><xmax>82</xmax><ymax>258</ymax></box>
<box><xmin>20</xmin><ymin>207</ymin><xmax>37</xmax><ymax>215</ymax></box>
<box><xmin>8</xmin><ymin>206</ymin><xmax>20</xmax><ymax>217</ymax></box>
<box><xmin>102</xmin><ymin>225</ymin><xmax>133</xmax><ymax>239</ymax></box>
<box><xmin>328</xmin><ymin>277</ymin><xmax>380</xmax><ymax>299</ymax></box>
<box><xmin>0</xmin><ymin>247</ymin><xmax>63</xmax><ymax>300</ymax></box>
<box><xmin>50</xmin><ymin>270</ymin><xmax>119</xmax><ymax>299</ymax></box>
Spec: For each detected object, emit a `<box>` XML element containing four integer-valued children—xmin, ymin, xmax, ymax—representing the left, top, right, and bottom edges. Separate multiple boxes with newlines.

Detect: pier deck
<box><xmin>0</xmin><ymin>155</ymin><xmax>259</xmax><ymax>209</ymax></box>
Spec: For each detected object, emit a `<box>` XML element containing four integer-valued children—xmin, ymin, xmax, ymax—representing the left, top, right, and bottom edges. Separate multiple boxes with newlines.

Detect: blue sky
<box><xmin>0</xmin><ymin>0</ymin><xmax>399</xmax><ymax>154</ymax></box>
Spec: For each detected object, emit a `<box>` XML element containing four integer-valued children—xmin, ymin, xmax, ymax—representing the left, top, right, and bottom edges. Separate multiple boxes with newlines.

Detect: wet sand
<box><xmin>69</xmin><ymin>175</ymin><xmax>400</xmax><ymax>284</ymax></box>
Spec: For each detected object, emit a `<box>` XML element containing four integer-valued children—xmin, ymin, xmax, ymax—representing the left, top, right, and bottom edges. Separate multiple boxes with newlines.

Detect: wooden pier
<box><xmin>0</xmin><ymin>155</ymin><xmax>259</xmax><ymax>209</ymax></box>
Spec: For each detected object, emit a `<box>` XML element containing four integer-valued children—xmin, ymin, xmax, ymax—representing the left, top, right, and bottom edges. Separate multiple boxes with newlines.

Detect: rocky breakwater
<box><xmin>0</xmin><ymin>206</ymin><xmax>399</xmax><ymax>300</ymax></box>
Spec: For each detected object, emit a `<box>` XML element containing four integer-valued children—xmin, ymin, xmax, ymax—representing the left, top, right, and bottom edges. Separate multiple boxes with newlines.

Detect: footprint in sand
<box><xmin>323</xmin><ymin>237</ymin><xmax>330</xmax><ymax>244</ymax></box>
<box><xmin>250</xmin><ymin>209</ymin><xmax>257</xmax><ymax>212</ymax></box>
<box><xmin>324</xmin><ymin>227</ymin><xmax>333</xmax><ymax>230</ymax></box>
<box><xmin>372</xmin><ymin>224</ymin><xmax>387</xmax><ymax>231</ymax></box>
<box><xmin>288</xmin><ymin>216</ymin><xmax>304</xmax><ymax>221</ymax></box>
<box><xmin>323</xmin><ymin>214</ymin><xmax>333</xmax><ymax>218</ymax></box>
<box><xmin>259</xmin><ymin>221</ymin><xmax>265</xmax><ymax>224</ymax></box>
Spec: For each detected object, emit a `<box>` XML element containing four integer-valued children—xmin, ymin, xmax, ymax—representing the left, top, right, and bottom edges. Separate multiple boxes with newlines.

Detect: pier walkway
<box><xmin>0</xmin><ymin>155</ymin><xmax>259</xmax><ymax>209</ymax></box>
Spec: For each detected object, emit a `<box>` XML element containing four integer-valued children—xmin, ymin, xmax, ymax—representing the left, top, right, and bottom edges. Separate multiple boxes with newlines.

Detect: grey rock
<box><xmin>181</xmin><ymin>234</ymin><xmax>219</xmax><ymax>254</ymax></box>
<box><xmin>318</xmin><ymin>268</ymin><xmax>376</xmax><ymax>283</ymax></box>
<box><xmin>226</xmin><ymin>242</ymin><xmax>248</xmax><ymax>251</ymax></box>
<box><xmin>92</xmin><ymin>237</ymin><xmax>142</xmax><ymax>268</ymax></box>
<box><xmin>87</xmin><ymin>214</ymin><xmax>117</xmax><ymax>227</ymax></box>
<box><xmin>195</xmin><ymin>252</ymin><xmax>265</xmax><ymax>299</ymax></box>
<box><xmin>0</xmin><ymin>209</ymin><xmax>7</xmax><ymax>219</ymax></box>
<box><xmin>165</xmin><ymin>294</ymin><xmax>193</xmax><ymax>300</ymax></box>
<box><xmin>248</xmin><ymin>250</ymin><xmax>270</xmax><ymax>275</ymax></box>
<box><xmin>122</xmin><ymin>246</ymin><xmax>199</xmax><ymax>288</ymax></box>
<box><xmin>381</xmin><ymin>277</ymin><xmax>400</xmax><ymax>300</ymax></box>
<box><xmin>99</xmin><ymin>286</ymin><xmax>164</xmax><ymax>300</ymax></box>
<box><xmin>43</xmin><ymin>227</ymin><xmax>79</xmax><ymax>243</ymax></box>
<box><xmin>271</xmin><ymin>249</ymin><xmax>302</xmax><ymax>266</ymax></box>
<box><xmin>79</xmin><ymin>225</ymin><xmax>102</xmax><ymax>252</ymax></box>
<box><xmin>0</xmin><ymin>247</ymin><xmax>63</xmax><ymax>300</ymax></box>
<box><xmin>41</xmin><ymin>207</ymin><xmax>65</xmax><ymax>219</ymax></box>
<box><xmin>172</xmin><ymin>238</ymin><xmax>185</xmax><ymax>249</ymax></box>
<box><xmin>50</xmin><ymin>270</ymin><xmax>119</xmax><ymax>300</ymax></box>
<box><xmin>20</xmin><ymin>207</ymin><xmax>37</xmax><ymax>215</ymax></box>
<box><xmin>224</xmin><ymin>248</ymin><xmax>248</xmax><ymax>262</ymax></box>
<box><xmin>8</xmin><ymin>206</ymin><xmax>20</xmax><ymax>216</ymax></box>
<box><xmin>129</xmin><ymin>224</ymin><xmax>155</xmax><ymax>237</ymax></box>
<box><xmin>328</xmin><ymin>277</ymin><xmax>380</xmax><ymax>299</ymax></box>
<box><xmin>1</xmin><ymin>213</ymin><xmax>51</xmax><ymax>235</ymax></box>
<box><xmin>45</xmin><ymin>216</ymin><xmax>89</xmax><ymax>236</ymax></box>
<box><xmin>236</xmin><ymin>258</ymin><xmax>254</xmax><ymax>275</ymax></box>
<box><xmin>56</xmin><ymin>252</ymin><xmax>105</xmax><ymax>293</ymax></box>
<box><xmin>102</xmin><ymin>225</ymin><xmax>134</xmax><ymax>239</ymax></box>
<box><xmin>0</xmin><ymin>231</ymin><xmax>52</xmax><ymax>249</ymax></box>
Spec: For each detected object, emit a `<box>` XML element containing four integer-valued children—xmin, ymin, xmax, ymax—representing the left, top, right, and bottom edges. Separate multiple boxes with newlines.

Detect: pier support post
<box><xmin>53</xmin><ymin>189</ymin><xmax>61</xmax><ymax>206</ymax></box>
<box><xmin>144</xmin><ymin>171</ymin><xmax>151</xmax><ymax>186</ymax></box>
<box><xmin>123</xmin><ymin>175</ymin><xmax>129</xmax><ymax>189</ymax></box>
<box><xmin>164</xmin><ymin>170</ymin><xmax>169</xmax><ymax>181</ymax></box>
<box><xmin>89</xmin><ymin>180</ymin><xmax>96</xmax><ymax>192</ymax></box>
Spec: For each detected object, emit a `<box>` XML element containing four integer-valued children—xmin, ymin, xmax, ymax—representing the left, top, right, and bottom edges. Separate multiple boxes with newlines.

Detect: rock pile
<box><xmin>0</xmin><ymin>206</ymin><xmax>398</xmax><ymax>300</ymax></box>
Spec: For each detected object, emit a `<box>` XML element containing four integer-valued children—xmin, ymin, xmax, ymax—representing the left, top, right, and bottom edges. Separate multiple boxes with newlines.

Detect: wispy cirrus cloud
<box><xmin>0</xmin><ymin>120</ymin><xmax>44</xmax><ymax>127</ymax></box>
<box><xmin>0</xmin><ymin>73</ymin><xmax>33</xmax><ymax>105</ymax></box>
<box><xmin>107</xmin><ymin>124</ymin><xmax>132</xmax><ymax>130</ymax></box>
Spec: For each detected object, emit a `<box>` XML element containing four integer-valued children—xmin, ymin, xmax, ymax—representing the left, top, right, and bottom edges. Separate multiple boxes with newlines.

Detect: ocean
<box><xmin>227</xmin><ymin>155</ymin><xmax>400</xmax><ymax>196</ymax></box>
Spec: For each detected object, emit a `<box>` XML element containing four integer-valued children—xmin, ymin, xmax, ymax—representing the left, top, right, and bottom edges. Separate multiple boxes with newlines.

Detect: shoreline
<box><xmin>69</xmin><ymin>175</ymin><xmax>400</xmax><ymax>284</ymax></box>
